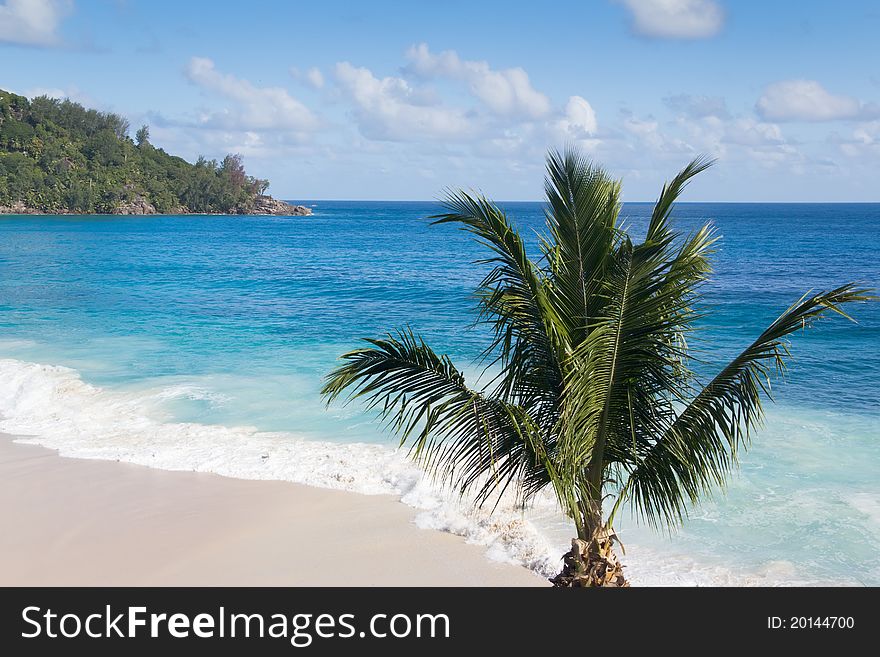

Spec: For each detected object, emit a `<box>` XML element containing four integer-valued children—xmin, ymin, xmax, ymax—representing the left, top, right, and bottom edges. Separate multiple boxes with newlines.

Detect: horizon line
<box><xmin>281</xmin><ymin>199</ymin><xmax>880</xmax><ymax>205</ymax></box>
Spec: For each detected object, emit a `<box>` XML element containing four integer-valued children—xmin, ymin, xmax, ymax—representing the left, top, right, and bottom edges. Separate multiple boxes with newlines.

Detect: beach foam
<box><xmin>0</xmin><ymin>357</ymin><xmax>868</xmax><ymax>586</ymax></box>
<box><xmin>0</xmin><ymin>358</ymin><xmax>560</xmax><ymax>578</ymax></box>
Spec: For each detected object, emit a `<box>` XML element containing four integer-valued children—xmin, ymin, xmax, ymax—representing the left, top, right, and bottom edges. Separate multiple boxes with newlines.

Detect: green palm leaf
<box><xmin>322</xmin><ymin>329</ymin><xmax>550</xmax><ymax>506</ymax></box>
<box><xmin>542</xmin><ymin>148</ymin><xmax>622</xmax><ymax>345</ymax></box>
<box><xmin>431</xmin><ymin>191</ymin><xmax>563</xmax><ymax>421</ymax></box>
<box><xmin>618</xmin><ymin>284</ymin><xmax>874</xmax><ymax>528</ymax></box>
<box><xmin>646</xmin><ymin>155</ymin><xmax>715</xmax><ymax>244</ymax></box>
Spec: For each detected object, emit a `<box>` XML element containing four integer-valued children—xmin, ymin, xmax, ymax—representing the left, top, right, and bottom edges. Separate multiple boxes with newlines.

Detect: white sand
<box><xmin>0</xmin><ymin>434</ymin><xmax>544</xmax><ymax>586</ymax></box>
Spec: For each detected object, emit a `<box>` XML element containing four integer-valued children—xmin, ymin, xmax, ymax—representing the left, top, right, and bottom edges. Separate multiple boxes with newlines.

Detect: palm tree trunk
<box><xmin>550</xmin><ymin>532</ymin><xmax>628</xmax><ymax>587</ymax></box>
<box><xmin>550</xmin><ymin>487</ymin><xmax>628</xmax><ymax>587</ymax></box>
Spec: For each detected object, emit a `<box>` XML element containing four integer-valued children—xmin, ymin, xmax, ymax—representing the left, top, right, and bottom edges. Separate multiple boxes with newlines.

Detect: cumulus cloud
<box><xmin>551</xmin><ymin>95</ymin><xmax>599</xmax><ymax>146</ymax></box>
<box><xmin>756</xmin><ymin>80</ymin><xmax>877</xmax><ymax>122</ymax></box>
<box><xmin>22</xmin><ymin>84</ymin><xmax>93</xmax><ymax>106</ymax></box>
<box><xmin>838</xmin><ymin>121</ymin><xmax>880</xmax><ymax>158</ymax></box>
<box><xmin>333</xmin><ymin>61</ymin><xmax>473</xmax><ymax>141</ymax></box>
<box><xmin>291</xmin><ymin>66</ymin><xmax>325</xmax><ymax>89</ymax></box>
<box><xmin>663</xmin><ymin>93</ymin><xmax>729</xmax><ymax>119</ymax></box>
<box><xmin>618</xmin><ymin>0</ymin><xmax>724</xmax><ymax>40</ymax></box>
<box><xmin>0</xmin><ymin>0</ymin><xmax>71</xmax><ymax>47</ymax></box>
<box><xmin>562</xmin><ymin>96</ymin><xmax>598</xmax><ymax>134</ymax></box>
<box><xmin>722</xmin><ymin>117</ymin><xmax>785</xmax><ymax>147</ymax></box>
<box><xmin>305</xmin><ymin>67</ymin><xmax>324</xmax><ymax>89</ymax></box>
<box><xmin>404</xmin><ymin>43</ymin><xmax>551</xmax><ymax>119</ymax></box>
<box><xmin>620</xmin><ymin>104</ymin><xmax>805</xmax><ymax>173</ymax></box>
<box><xmin>853</xmin><ymin>121</ymin><xmax>880</xmax><ymax>147</ymax></box>
<box><xmin>184</xmin><ymin>57</ymin><xmax>317</xmax><ymax>132</ymax></box>
<box><xmin>621</xmin><ymin>115</ymin><xmax>694</xmax><ymax>155</ymax></box>
<box><xmin>331</xmin><ymin>47</ymin><xmax>600</xmax><ymax>152</ymax></box>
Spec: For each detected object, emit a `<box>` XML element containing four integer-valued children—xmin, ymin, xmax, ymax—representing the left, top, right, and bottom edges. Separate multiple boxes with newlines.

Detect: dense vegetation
<box><xmin>0</xmin><ymin>89</ymin><xmax>269</xmax><ymax>214</ymax></box>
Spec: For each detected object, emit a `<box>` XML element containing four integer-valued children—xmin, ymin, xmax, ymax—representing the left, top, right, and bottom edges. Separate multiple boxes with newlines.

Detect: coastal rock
<box><xmin>111</xmin><ymin>197</ymin><xmax>157</xmax><ymax>215</ymax></box>
<box><xmin>1</xmin><ymin>196</ymin><xmax>312</xmax><ymax>217</ymax></box>
<box><xmin>0</xmin><ymin>201</ymin><xmax>45</xmax><ymax>215</ymax></box>
<box><xmin>245</xmin><ymin>195</ymin><xmax>312</xmax><ymax>216</ymax></box>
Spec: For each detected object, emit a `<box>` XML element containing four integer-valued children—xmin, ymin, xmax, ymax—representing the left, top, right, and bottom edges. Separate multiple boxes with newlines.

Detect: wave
<box><xmin>149</xmin><ymin>382</ymin><xmax>232</xmax><ymax>408</ymax></box>
<box><xmin>0</xmin><ymin>358</ymin><xmax>852</xmax><ymax>586</ymax></box>
<box><xmin>0</xmin><ymin>358</ymin><xmax>561</xmax><ymax>577</ymax></box>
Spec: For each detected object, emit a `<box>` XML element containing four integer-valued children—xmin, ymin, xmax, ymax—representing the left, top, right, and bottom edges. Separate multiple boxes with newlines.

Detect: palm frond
<box><xmin>646</xmin><ymin>156</ymin><xmax>715</xmax><ymax>244</ymax></box>
<box><xmin>542</xmin><ymin>147</ymin><xmax>623</xmax><ymax>345</ymax></box>
<box><xmin>618</xmin><ymin>284</ymin><xmax>875</xmax><ymax>528</ymax></box>
<box><xmin>432</xmin><ymin>191</ymin><xmax>563</xmax><ymax>419</ymax></box>
<box><xmin>322</xmin><ymin>328</ymin><xmax>551</xmax><ymax>506</ymax></box>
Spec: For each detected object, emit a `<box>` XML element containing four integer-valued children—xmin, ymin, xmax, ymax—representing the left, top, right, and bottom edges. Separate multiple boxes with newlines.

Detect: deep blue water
<box><xmin>0</xmin><ymin>202</ymin><xmax>878</xmax><ymax>584</ymax></box>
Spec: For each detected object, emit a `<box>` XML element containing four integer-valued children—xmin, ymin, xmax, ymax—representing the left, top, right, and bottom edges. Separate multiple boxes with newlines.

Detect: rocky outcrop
<box><xmin>244</xmin><ymin>196</ymin><xmax>312</xmax><ymax>216</ymax></box>
<box><xmin>1</xmin><ymin>195</ymin><xmax>312</xmax><ymax>216</ymax></box>
<box><xmin>111</xmin><ymin>197</ymin><xmax>157</xmax><ymax>215</ymax></box>
<box><xmin>0</xmin><ymin>201</ymin><xmax>47</xmax><ymax>215</ymax></box>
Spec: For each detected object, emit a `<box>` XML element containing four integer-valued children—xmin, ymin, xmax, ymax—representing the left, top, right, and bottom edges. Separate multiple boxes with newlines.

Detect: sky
<box><xmin>2</xmin><ymin>0</ymin><xmax>880</xmax><ymax>201</ymax></box>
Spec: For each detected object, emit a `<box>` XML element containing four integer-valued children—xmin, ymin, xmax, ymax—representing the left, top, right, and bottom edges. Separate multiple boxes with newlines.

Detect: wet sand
<box><xmin>0</xmin><ymin>434</ymin><xmax>544</xmax><ymax>586</ymax></box>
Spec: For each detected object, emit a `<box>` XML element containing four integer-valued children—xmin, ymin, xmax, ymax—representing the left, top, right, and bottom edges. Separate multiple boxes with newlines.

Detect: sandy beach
<box><xmin>0</xmin><ymin>434</ymin><xmax>544</xmax><ymax>586</ymax></box>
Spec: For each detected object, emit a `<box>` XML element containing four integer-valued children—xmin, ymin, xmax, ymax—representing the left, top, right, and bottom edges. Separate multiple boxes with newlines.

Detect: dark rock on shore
<box><xmin>1</xmin><ymin>195</ymin><xmax>312</xmax><ymax>217</ymax></box>
<box><xmin>111</xmin><ymin>196</ymin><xmax>157</xmax><ymax>215</ymax></box>
<box><xmin>245</xmin><ymin>196</ymin><xmax>312</xmax><ymax>216</ymax></box>
<box><xmin>0</xmin><ymin>201</ymin><xmax>45</xmax><ymax>215</ymax></box>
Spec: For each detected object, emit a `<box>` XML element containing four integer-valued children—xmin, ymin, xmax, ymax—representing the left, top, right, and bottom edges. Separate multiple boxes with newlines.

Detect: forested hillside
<box><xmin>0</xmin><ymin>89</ymin><xmax>289</xmax><ymax>215</ymax></box>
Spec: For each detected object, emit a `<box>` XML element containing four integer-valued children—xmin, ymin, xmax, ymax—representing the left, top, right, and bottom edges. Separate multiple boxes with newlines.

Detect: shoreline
<box><xmin>1</xmin><ymin>358</ymin><xmax>873</xmax><ymax>587</ymax></box>
<box><xmin>0</xmin><ymin>433</ymin><xmax>544</xmax><ymax>586</ymax></box>
<box><xmin>0</xmin><ymin>212</ymin><xmax>312</xmax><ymax>217</ymax></box>
<box><xmin>0</xmin><ymin>196</ymin><xmax>312</xmax><ymax>217</ymax></box>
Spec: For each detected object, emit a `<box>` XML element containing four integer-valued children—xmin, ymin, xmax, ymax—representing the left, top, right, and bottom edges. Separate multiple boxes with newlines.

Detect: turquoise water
<box><xmin>0</xmin><ymin>202</ymin><xmax>878</xmax><ymax>585</ymax></box>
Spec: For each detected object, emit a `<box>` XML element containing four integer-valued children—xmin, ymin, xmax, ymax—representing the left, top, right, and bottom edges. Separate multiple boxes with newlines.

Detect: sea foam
<box><xmin>0</xmin><ymin>358</ymin><xmax>855</xmax><ymax>586</ymax></box>
<box><xmin>0</xmin><ymin>358</ymin><xmax>561</xmax><ymax>577</ymax></box>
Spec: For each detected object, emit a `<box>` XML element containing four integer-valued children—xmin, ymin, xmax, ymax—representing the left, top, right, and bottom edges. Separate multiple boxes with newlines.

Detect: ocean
<box><xmin>0</xmin><ymin>201</ymin><xmax>878</xmax><ymax>585</ymax></box>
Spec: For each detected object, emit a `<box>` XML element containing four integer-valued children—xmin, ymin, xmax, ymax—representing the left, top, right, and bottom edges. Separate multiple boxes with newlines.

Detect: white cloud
<box><xmin>184</xmin><ymin>57</ymin><xmax>317</xmax><ymax>132</ymax></box>
<box><xmin>332</xmin><ymin>49</ymin><xmax>599</xmax><ymax>153</ymax></box>
<box><xmin>22</xmin><ymin>85</ymin><xmax>92</xmax><ymax>105</ymax></box>
<box><xmin>720</xmin><ymin>118</ymin><xmax>801</xmax><ymax>167</ymax></box>
<box><xmin>838</xmin><ymin>121</ymin><xmax>880</xmax><ymax>158</ymax></box>
<box><xmin>616</xmin><ymin>108</ymin><xmax>802</xmax><ymax>171</ymax></box>
<box><xmin>551</xmin><ymin>96</ymin><xmax>599</xmax><ymax>147</ymax></box>
<box><xmin>755</xmin><ymin>80</ymin><xmax>877</xmax><ymax>122</ymax></box>
<box><xmin>147</xmin><ymin>109</ymin><xmax>319</xmax><ymax>164</ymax></box>
<box><xmin>726</xmin><ymin>119</ymin><xmax>804</xmax><ymax>168</ymax></box>
<box><xmin>664</xmin><ymin>93</ymin><xmax>729</xmax><ymax>119</ymax></box>
<box><xmin>305</xmin><ymin>67</ymin><xmax>324</xmax><ymax>89</ymax></box>
<box><xmin>0</xmin><ymin>0</ymin><xmax>70</xmax><ymax>47</ymax></box>
<box><xmin>853</xmin><ymin>121</ymin><xmax>880</xmax><ymax>146</ymax></box>
<box><xmin>621</xmin><ymin>115</ymin><xmax>694</xmax><ymax>155</ymax></box>
<box><xmin>291</xmin><ymin>66</ymin><xmax>325</xmax><ymax>89</ymax></box>
<box><xmin>562</xmin><ymin>96</ymin><xmax>598</xmax><ymax>134</ymax></box>
<box><xmin>723</xmin><ymin>118</ymin><xmax>784</xmax><ymax>146</ymax></box>
<box><xmin>405</xmin><ymin>43</ymin><xmax>551</xmax><ymax>119</ymax></box>
<box><xmin>333</xmin><ymin>61</ymin><xmax>473</xmax><ymax>141</ymax></box>
<box><xmin>619</xmin><ymin>0</ymin><xmax>723</xmax><ymax>39</ymax></box>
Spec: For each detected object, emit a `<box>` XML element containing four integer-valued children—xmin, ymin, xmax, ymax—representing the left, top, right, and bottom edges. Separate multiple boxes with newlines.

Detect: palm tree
<box><xmin>322</xmin><ymin>148</ymin><xmax>873</xmax><ymax>586</ymax></box>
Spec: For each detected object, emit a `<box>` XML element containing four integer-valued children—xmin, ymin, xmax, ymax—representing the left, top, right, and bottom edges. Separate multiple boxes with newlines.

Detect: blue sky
<box><xmin>3</xmin><ymin>0</ymin><xmax>880</xmax><ymax>200</ymax></box>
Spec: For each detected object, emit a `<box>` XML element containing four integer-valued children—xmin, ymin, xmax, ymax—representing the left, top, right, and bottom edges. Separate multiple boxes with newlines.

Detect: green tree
<box><xmin>63</xmin><ymin>179</ymin><xmax>93</xmax><ymax>212</ymax></box>
<box><xmin>0</xmin><ymin>119</ymin><xmax>34</xmax><ymax>150</ymax></box>
<box><xmin>84</xmin><ymin>129</ymin><xmax>125</xmax><ymax>167</ymax></box>
<box><xmin>322</xmin><ymin>148</ymin><xmax>874</xmax><ymax>586</ymax></box>
<box><xmin>1</xmin><ymin>87</ymin><xmax>281</xmax><ymax>215</ymax></box>
<box><xmin>136</xmin><ymin>124</ymin><xmax>150</xmax><ymax>147</ymax></box>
